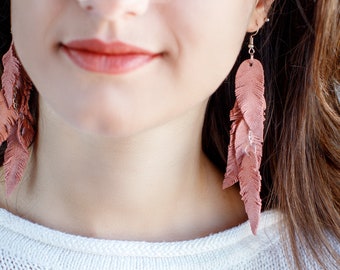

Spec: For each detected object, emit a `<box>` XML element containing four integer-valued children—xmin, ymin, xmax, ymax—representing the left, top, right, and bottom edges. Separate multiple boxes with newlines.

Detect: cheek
<box><xmin>11</xmin><ymin>1</ymin><xmax>70</xmax><ymax>83</ymax></box>
<box><xmin>163</xmin><ymin>1</ymin><xmax>252</xmax><ymax>97</ymax></box>
<box><xmin>10</xmin><ymin>2</ymin><xmax>75</xmax><ymax>116</ymax></box>
<box><xmin>11</xmin><ymin>1</ymin><xmax>62</xmax><ymax>50</ymax></box>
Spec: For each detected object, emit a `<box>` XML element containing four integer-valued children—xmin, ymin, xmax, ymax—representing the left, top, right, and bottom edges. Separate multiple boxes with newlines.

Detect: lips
<box><xmin>61</xmin><ymin>39</ymin><xmax>160</xmax><ymax>74</ymax></box>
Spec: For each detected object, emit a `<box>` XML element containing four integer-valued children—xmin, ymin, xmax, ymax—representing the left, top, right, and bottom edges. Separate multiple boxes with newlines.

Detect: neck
<box><xmin>2</xmin><ymin>100</ymin><xmax>247</xmax><ymax>241</ymax></box>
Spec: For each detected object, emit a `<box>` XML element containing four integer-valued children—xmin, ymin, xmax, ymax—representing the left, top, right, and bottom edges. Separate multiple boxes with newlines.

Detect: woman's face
<box><xmin>11</xmin><ymin>0</ymin><xmax>258</xmax><ymax>136</ymax></box>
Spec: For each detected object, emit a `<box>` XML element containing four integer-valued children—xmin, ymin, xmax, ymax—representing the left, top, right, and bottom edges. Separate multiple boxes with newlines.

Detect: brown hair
<box><xmin>274</xmin><ymin>0</ymin><xmax>340</xmax><ymax>268</ymax></box>
<box><xmin>1</xmin><ymin>0</ymin><xmax>340</xmax><ymax>268</ymax></box>
<box><xmin>203</xmin><ymin>0</ymin><xmax>340</xmax><ymax>268</ymax></box>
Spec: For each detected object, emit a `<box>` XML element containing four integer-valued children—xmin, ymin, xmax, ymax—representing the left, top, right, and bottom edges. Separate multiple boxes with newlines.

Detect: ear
<box><xmin>247</xmin><ymin>0</ymin><xmax>274</xmax><ymax>32</ymax></box>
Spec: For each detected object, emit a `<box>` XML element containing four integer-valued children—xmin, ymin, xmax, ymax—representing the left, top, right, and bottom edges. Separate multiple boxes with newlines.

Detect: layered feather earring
<box><xmin>223</xmin><ymin>31</ymin><xmax>266</xmax><ymax>235</ymax></box>
<box><xmin>0</xmin><ymin>42</ymin><xmax>35</xmax><ymax>196</ymax></box>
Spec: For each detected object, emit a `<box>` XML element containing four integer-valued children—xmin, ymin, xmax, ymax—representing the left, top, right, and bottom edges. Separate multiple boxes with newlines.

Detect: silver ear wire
<box><xmin>248</xmin><ymin>29</ymin><xmax>259</xmax><ymax>62</ymax></box>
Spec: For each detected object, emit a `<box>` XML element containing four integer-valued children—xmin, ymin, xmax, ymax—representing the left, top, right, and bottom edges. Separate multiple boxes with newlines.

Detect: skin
<box><xmin>0</xmin><ymin>0</ymin><xmax>271</xmax><ymax>241</ymax></box>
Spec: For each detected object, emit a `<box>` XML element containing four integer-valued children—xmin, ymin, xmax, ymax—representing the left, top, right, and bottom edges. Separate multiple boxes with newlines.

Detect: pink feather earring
<box><xmin>0</xmin><ymin>42</ymin><xmax>35</xmax><ymax>196</ymax></box>
<box><xmin>223</xmin><ymin>30</ymin><xmax>266</xmax><ymax>235</ymax></box>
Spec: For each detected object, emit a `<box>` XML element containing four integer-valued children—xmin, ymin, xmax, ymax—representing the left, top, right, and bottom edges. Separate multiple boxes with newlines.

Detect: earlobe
<box><xmin>247</xmin><ymin>0</ymin><xmax>274</xmax><ymax>32</ymax></box>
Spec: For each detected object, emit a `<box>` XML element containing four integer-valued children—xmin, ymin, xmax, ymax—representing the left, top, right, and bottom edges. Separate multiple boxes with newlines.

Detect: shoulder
<box><xmin>207</xmin><ymin>210</ymin><xmax>339</xmax><ymax>270</ymax></box>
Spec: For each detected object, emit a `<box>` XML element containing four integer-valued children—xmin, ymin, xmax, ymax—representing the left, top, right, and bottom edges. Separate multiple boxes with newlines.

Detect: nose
<box><xmin>76</xmin><ymin>0</ymin><xmax>151</xmax><ymax>20</ymax></box>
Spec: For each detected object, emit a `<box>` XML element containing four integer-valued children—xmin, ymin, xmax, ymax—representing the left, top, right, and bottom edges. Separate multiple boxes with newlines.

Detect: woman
<box><xmin>0</xmin><ymin>0</ymin><xmax>339</xmax><ymax>269</ymax></box>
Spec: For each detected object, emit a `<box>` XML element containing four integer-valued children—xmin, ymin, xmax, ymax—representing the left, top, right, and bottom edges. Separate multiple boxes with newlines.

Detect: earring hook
<box><xmin>248</xmin><ymin>25</ymin><xmax>260</xmax><ymax>63</ymax></box>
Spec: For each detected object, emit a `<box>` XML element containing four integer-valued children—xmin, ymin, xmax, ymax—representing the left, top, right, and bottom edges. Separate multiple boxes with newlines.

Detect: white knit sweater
<box><xmin>0</xmin><ymin>209</ymin><xmax>338</xmax><ymax>269</ymax></box>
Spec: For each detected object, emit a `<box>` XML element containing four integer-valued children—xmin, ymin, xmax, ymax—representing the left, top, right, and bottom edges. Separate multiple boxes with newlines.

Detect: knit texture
<box><xmin>0</xmin><ymin>209</ymin><xmax>338</xmax><ymax>269</ymax></box>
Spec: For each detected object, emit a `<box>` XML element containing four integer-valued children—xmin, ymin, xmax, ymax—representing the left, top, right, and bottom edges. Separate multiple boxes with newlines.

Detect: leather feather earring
<box><xmin>0</xmin><ymin>42</ymin><xmax>35</xmax><ymax>196</ymax></box>
<box><xmin>223</xmin><ymin>31</ymin><xmax>266</xmax><ymax>235</ymax></box>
